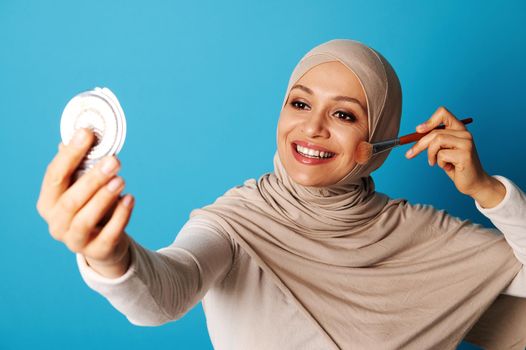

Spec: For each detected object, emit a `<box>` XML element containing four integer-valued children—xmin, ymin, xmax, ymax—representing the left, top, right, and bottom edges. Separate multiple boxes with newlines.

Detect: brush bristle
<box><xmin>356</xmin><ymin>141</ymin><xmax>373</xmax><ymax>164</ymax></box>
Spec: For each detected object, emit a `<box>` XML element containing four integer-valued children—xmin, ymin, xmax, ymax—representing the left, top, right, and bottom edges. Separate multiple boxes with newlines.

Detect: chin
<box><xmin>289</xmin><ymin>173</ymin><xmax>332</xmax><ymax>187</ymax></box>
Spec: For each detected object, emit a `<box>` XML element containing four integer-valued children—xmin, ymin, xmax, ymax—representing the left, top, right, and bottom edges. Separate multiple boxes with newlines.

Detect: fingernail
<box><xmin>405</xmin><ymin>149</ymin><xmax>413</xmax><ymax>157</ymax></box>
<box><xmin>72</xmin><ymin>129</ymin><xmax>87</xmax><ymax>147</ymax></box>
<box><xmin>123</xmin><ymin>194</ymin><xmax>134</xmax><ymax>207</ymax></box>
<box><xmin>101</xmin><ymin>157</ymin><xmax>119</xmax><ymax>175</ymax></box>
<box><xmin>107</xmin><ymin>177</ymin><xmax>123</xmax><ymax>192</ymax></box>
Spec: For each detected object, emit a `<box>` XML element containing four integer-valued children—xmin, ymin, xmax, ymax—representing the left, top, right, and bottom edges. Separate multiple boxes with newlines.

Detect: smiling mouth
<box><xmin>292</xmin><ymin>143</ymin><xmax>336</xmax><ymax>159</ymax></box>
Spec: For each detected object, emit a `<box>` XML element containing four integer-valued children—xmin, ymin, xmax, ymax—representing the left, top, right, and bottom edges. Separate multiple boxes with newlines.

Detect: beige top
<box><xmin>76</xmin><ymin>175</ymin><xmax>526</xmax><ymax>349</ymax></box>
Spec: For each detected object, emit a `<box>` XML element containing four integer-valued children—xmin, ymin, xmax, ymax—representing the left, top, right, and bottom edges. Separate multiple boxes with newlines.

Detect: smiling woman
<box><xmin>37</xmin><ymin>39</ymin><xmax>526</xmax><ymax>350</ymax></box>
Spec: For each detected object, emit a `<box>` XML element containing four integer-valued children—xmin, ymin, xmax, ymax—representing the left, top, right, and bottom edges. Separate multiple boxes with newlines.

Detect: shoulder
<box><xmin>220</xmin><ymin>178</ymin><xmax>259</xmax><ymax>197</ymax></box>
<box><xmin>185</xmin><ymin>212</ymin><xmax>241</xmax><ymax>261</ymax></box>
<box><xmin>401</xmin><ymin>198</ymin><xmax>505</xmax><ymax>245</ymax></box>
<box><xmin>190</xmin><ymin>178</ymin><xmax>264</xmax><ymax>221</ymax></box>
<box><xmin>388</xmin><ymin>196</ymin><xmax>477</xmax><ymax>235</ymax></box>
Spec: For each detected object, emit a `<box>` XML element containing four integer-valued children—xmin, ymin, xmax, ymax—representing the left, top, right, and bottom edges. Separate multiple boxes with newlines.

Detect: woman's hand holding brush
<box><xmin>356</xmin><ymin>106</ymin><xmax>506</xmax><ymax>208</ymax></box>
<box><xmin>405</xmin><ymin>106</ymin><xmax>505</xmax><ymax>208</ymax></box>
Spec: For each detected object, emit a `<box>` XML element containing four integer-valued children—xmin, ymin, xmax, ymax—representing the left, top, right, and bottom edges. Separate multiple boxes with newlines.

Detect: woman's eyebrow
<box><xmin>290</xmin><ymin>84</ymin><xmax>366</xmax><ymax>112</ymax></box>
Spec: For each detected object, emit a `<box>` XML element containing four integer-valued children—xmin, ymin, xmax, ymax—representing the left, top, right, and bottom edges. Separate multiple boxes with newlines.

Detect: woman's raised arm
<box><xmin>472</xmin><ymin>175</ymin><xmax>526</xmax><ymax>297</ymax></box>
<box><xmin>404</xmin><ymin>107</ymin><xmax>526</xmax><ymax>295</ymax></box>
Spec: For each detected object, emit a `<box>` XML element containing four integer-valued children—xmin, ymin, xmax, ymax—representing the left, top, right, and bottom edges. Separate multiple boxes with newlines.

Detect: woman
<box><xmin>36</xmin><ymin>39</ymin><xmax>526</xmax><ymax>349</ymax></box>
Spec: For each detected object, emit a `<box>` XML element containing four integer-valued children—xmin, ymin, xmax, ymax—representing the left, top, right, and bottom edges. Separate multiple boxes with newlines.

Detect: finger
<box><xmin>406</xmin><ymin>129</ymin><xmax>472</xmax><ymax>159</ymax></box>
<box><xmin>65</xmin><ymin>176</ymin><xmax>125</xmax><ymax>252</ymax></box>
<box><xmin>50</xmin><ymin>156</ymin><xmax>121</xmax><ymax>240</ymax></box>
<box><xmin>416</xmin><ymin>106</ymin><xmax>467</xmax><ymax>133</ymax></box>
<box><xmin>437</xmin><ymin>149</ymin><xmax>461</xmax><ymax>172</ymax></box>
<box><xmin>427</xmin><ymin>134</ymin><xmax>472</xmax><ymax>166</ymax></box>
<box><xmin>84</xmin><ymin>194</ymin><xmax>135</xmax><ymax>260</ymax></box>
<box><xmin>37</xmin><ymin>128</ymin><xmax>96</xmax><ymax>218</ymax></box>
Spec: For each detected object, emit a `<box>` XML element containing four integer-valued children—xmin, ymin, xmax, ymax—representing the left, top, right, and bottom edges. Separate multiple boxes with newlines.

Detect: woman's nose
<box><xmin>302</xmin><ymin>112</ymin><xmax>329</xmax><ymax>138</ymax></box>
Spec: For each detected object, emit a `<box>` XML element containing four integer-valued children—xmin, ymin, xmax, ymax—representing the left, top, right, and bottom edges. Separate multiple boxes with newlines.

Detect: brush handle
<box><xmin>399</xmin><ymin>117</ymin><xmax>473</xmax><ymax>145</ymax></box>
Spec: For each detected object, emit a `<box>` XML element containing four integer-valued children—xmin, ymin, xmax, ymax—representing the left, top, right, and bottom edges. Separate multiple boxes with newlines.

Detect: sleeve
<box><xmin>75</xmin><ymin>215</ymin><xmax>235</xmax><ymax>326</ymax></box>
<box><xmin>474</xmin><ymin>175</ymin><xmax>526</xmax><ymax>297</ymax></box>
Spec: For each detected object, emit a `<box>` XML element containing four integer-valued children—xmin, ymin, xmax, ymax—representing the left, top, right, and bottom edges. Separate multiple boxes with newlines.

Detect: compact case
<box><xmin>60</xmin><ymin>87</ymin><xmax>126</xmax><ymax>180</ymax></box>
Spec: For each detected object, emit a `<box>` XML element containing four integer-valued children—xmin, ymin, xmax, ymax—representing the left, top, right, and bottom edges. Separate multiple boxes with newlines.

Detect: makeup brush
<box><xmin>355</xmin><ymin>117</ymin><xmax>473</xmax><ymax>164</ymax></box>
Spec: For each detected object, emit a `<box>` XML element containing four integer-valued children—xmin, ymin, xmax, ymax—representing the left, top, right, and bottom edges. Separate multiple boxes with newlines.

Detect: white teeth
<box><xmin>295</xmin><ymin>144</ymin><xmax>334</xmax><ymax>159</ymax></box>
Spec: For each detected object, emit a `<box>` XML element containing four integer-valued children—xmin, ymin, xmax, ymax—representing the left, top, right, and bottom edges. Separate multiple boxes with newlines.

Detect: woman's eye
<box><xmin>290</xmin><ymin>101</ymin><xmax>356</xmax><ymax>122</ymax></box>
<box><xmin>335</xmin><ymin>111</ymin><xmax>357</xmax><ymax>122</ymax></box>
<box><xmin>291</xmin><ymin>101</ymin><xmax>310</xmax><ymax>110</ymax></box>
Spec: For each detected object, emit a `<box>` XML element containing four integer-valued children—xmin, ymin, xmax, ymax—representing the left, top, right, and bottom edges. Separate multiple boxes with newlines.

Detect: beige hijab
<box><xmin>190</xmin><ymin>39</ymin><xmax>526</xmax><ymax>349</ymax></box>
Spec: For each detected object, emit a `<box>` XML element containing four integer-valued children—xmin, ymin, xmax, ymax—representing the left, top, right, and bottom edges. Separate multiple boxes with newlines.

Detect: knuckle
<box><xmin>415</xmin><ymin>143</ymin><xmax>426</xmax><ymax>154</ymax></box>
<box><xmin>47</xmin><ymin>166</ymin><xmax>67</xmax><ymax>187</ymax></box>
<box><xmin>36</xmin><ymin>200</ymin><xmax>47</xmax><ymax>219</ymax></box>
<box><xmin>100</xmin><ymin>226</ymin><xmax>122</xmax><ymax>247</ymax></box>
<box><xmin>86</xmin><ymin>168</ymin><xmax>109</xmax><ymax>188</ymax></box>
<box><xmin>66</xmin><ymin>225</ymin><xmax>93</xmax><ymax>251</ymax></box>
<box><xmin>426</xmin><ymin>130</ymin><xmax>438</xmax><ymax>140</ymax></box>
<box><xmin>107</xmin><ymin>177</ymin><xmax>125</xmax><ymax>195</ymax></box>
<box><xmin>98</xmin><ymin>235</ymin><xmax>118</xmax><ymax>253</ymax></box>
<box><xmin>48</xmin><ymin>221</ymin><xmax>65</xmax><ymax>241</ymax></box>
<box><xmin>423</xmin><ymin>142</ymin><xmax>433</xmax><ymax>150</ymax></box>
<box><xmin>70</xmin><ymin>217</ymin><xmax>90</xmax><ymax>235</ymax></box>
<box><xmin>425</xmin><ymin>143</ymin><xmax>434</xmax><ymax>154</ymax></box>
<box><xmin>426</xmin><ymin>148</ymin><xmax>433</xmax><ymax>157</ymax></box>
<box><xmin>414</xmin><ymin>140</ymin><xmax>426</xmax><ymax>150</ymax></box>
<box><xmin>97</xmin><ymin>156</ymin><xmax>120</xmax><ymax>173</ymax></box>
<box><xmin>60</xmin><ymin>194</ymin><xmax>81</xmax><ymax>212</ymax></box>
<box><xmin>64</xmin><ymin>238</ymin><xmax>82</xmax><ymax>253</ymax></box>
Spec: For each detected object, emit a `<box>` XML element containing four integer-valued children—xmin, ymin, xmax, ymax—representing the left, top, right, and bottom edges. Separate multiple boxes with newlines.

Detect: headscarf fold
<box><xmin>190</xmin><ymin>39</ymin><xmax>525</xmax><ymax>349</ymax></box>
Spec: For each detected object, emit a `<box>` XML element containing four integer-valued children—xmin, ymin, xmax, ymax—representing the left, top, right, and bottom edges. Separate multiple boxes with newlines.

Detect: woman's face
<box><xmin>277</xmin><ymin>61</ymin><xmax>369</xmax><ymax>187</ymax></box>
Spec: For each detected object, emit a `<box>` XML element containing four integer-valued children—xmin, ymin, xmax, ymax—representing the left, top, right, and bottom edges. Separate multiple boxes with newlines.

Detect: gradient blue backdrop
<box><xmin>1</xmin><ymin>1</ymin><xmax>525</xmax><ymax>349</ymax></box>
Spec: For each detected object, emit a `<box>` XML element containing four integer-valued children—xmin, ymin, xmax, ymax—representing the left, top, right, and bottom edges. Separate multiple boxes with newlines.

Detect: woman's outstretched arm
<box><xmin>473</xmin><ymin>175</ymin><xmax>526</xmax><ymax>297</ymax></box>
<box><xmin>76</xmin><ymin>215</ymin><xmax>235</xmax><ymax>326</ymax></box>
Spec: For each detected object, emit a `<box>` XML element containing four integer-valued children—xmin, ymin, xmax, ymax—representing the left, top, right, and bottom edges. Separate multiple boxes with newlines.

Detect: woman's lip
<box><xmin>292</xmin><ymin>140</ymin><xmax>335</xmax><ymax>154</ymax></box>
<box><xmin>291</xmin><ymin>142</ymin><xmax>336</xmax><ymax>165</ymax></box>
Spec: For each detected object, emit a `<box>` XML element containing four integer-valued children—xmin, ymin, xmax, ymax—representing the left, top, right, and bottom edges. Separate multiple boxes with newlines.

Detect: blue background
<box><xmin>1</xmin><ymin>0</ymin><xmax>525</xmax><ymax>349</ymax></box>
